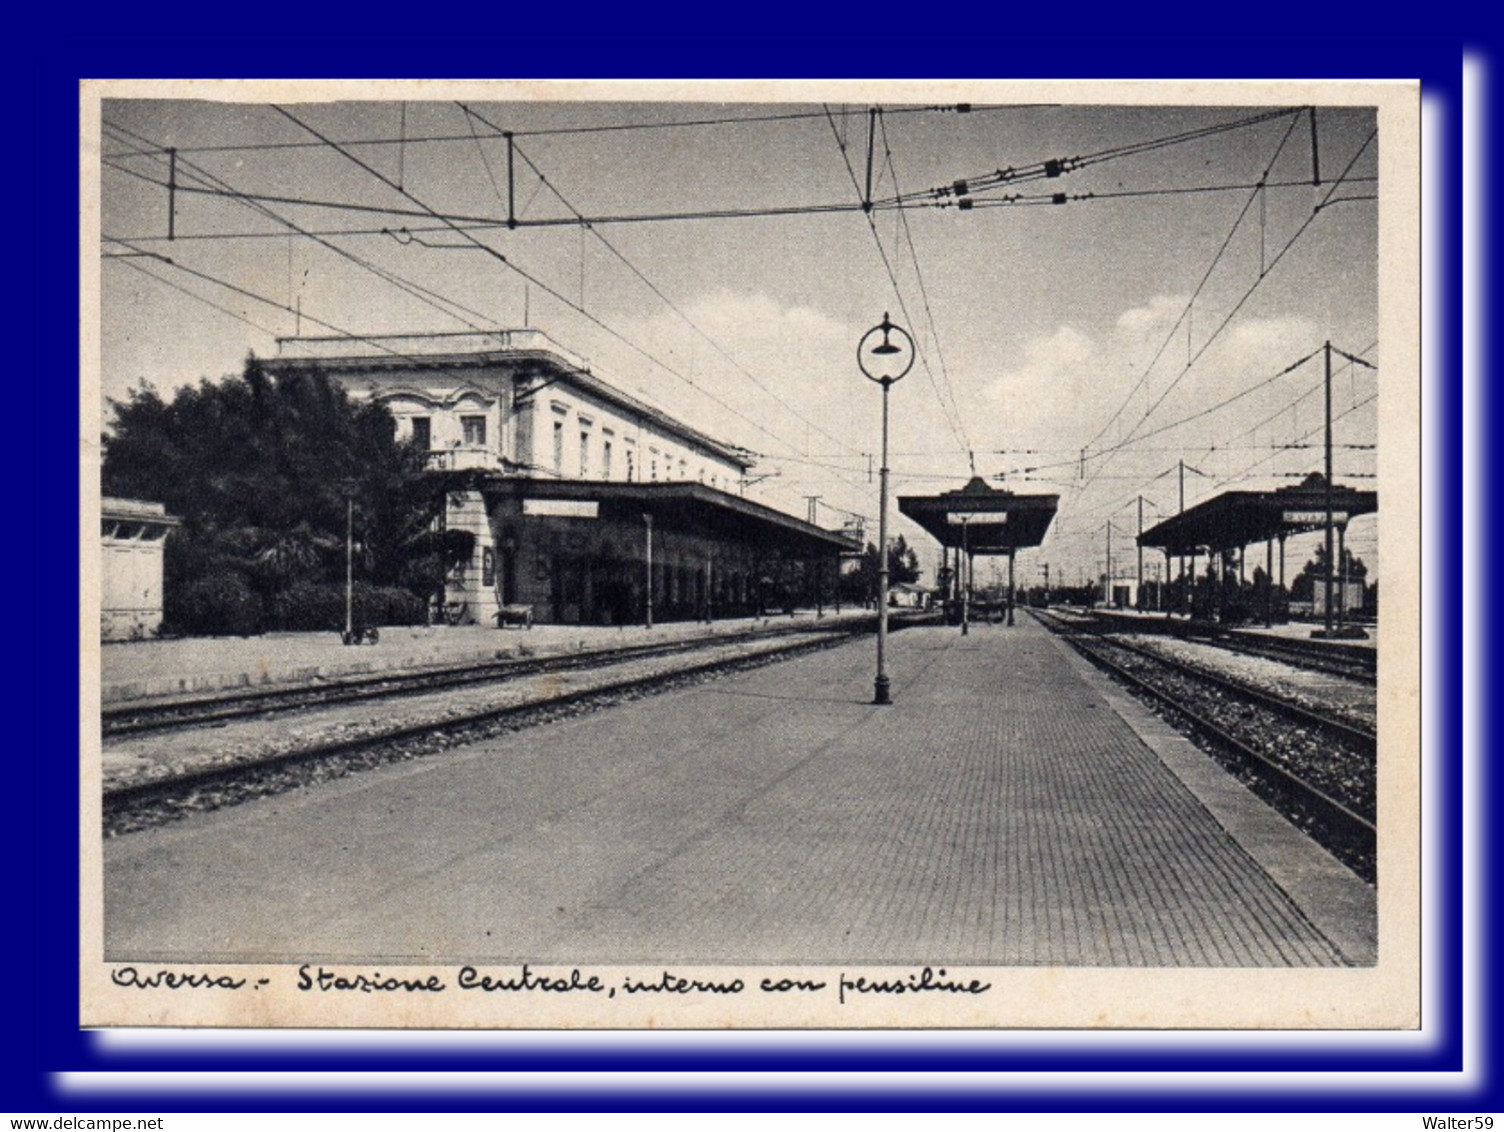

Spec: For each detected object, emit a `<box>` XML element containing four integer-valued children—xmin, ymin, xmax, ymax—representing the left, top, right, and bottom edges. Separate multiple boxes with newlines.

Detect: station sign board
<box><xmin>947</xmin><ymin>511</ymin><xmax>1006</xmax><ymax>524</ymax></box>
<box><xmin>523</xmin><ymin>499</ymin><xmax>599</xmax><ymax>518</ymax></box>
<box><xmin>1283</xmin><ymin>510</ymin><xmax>1347</xmax><ymax>527</ymax></box>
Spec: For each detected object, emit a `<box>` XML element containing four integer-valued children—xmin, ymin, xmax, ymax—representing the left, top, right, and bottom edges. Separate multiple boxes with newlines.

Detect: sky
<box><xmin>92</xmin><ymin>83</ymin><xmax>1388</xmax><ymax>586</ymax></box>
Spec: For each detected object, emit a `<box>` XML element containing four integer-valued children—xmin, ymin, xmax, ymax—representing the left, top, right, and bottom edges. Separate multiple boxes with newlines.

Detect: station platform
<box><xmin>97</xmin><ymin>608</ymin><xmax>876</xmax><ymax>705</ymax></box>
<box><xmin>103</xmin><ymin>612</ymin><xmax>1376</xmax><ymax>970</ymax></box>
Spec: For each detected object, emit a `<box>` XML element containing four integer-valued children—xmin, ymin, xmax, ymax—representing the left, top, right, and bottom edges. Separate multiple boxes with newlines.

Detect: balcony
<box><xmin>424</xmin><ymin>447</ymin><xmax>502</xmax><ymax>472</ymax></box>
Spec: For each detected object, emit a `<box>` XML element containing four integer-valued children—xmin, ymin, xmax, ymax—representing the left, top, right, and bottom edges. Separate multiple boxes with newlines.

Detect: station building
<box><xmin>267</xmin><ymin>331</ymin><xmax>853</xmax><ymax>626</ymax></box>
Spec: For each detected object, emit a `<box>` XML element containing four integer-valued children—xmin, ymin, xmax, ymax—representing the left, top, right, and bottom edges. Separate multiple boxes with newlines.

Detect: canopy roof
<box><xmin>463</xmin><ymin>474</ymin><xmax>857</xmax><ymax>558</ymax></box>
<box><xmin>1137</xmin><ymin>474</ymin><xmax>1378</xmax><ymax>554</ymax></box>
<box><xmin>897</xmin><ymin>477</ymin><xmax>1059</xmax><ymax>554</ymax></box>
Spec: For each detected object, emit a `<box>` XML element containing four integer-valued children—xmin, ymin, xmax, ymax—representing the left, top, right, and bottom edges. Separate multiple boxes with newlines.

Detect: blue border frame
<box><xmin>17</xmin><ymin>19</ymin><xmax>1474</xmax><ymax>1112</ymax></box>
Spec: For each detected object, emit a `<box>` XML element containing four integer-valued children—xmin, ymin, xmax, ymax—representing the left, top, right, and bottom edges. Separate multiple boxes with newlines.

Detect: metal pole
<box><xmin>167</xmin><ymin>147</ymin><xmax>177</xmax><ymax>241</ymax></box>
<box><xmin>1178</xmin><ymin>461</ymin><xmax>1185</xmax><ymax>618</ymax></box>
<box><xmin>864</xmin><ymin>108</ymin><xmax>877</xmax><ymax>213</ymax></box>
<box><xmin>859</xmin><ymin>313</ymin><xmax>911</xmax><ymax>703</ymax></box>
<box><xmin>345</xmin><ymin>496</ymin><xmax>353</xmax><ymax>639</ymax></box>
<box><xmin>960</xmin><ymin>517</ymin><xmax>969</xmax><ymax>636</ymax></box>
<box><xmin>644</xmin><ymin>512</ymin><xmax>654</xmax><ymax>629</ymax></box>
<box><xmin>1137</xmin><ymin>495</ymin><xmax>1144</xmax><ymax>610</ymax></box>
<box><xmin>1106</xmin><ymin>521</ymin><xmax>1113</xmax><ymax>608</ymax></box>
<box><xmin>1265</xmin><ymin>537</ymin><xmax>1274</xmax><ymax>628</ymax></box>
<box><xmin>1279</xmin><ymin>533</ymin><xmax>1287</xmax><ymax>620</ymax></box>
<box><xmin>874</xmin><ymin>379</ymin><xmax>892</xmax><ymax>703</ymax></box>
<box><xmin>1007</xmin><ymin>548</ymin><xmax>1015</xmax><ymax>626</ymax></box>
<box><xmin>505</xmin><ymin>132</ymin><xmax>516</xmax><ymax>229</ymax></box>
<box><xmin>1323</xmin><ymin>339</ymin><xmax>1335</xmax><ymax>637</ymax></box>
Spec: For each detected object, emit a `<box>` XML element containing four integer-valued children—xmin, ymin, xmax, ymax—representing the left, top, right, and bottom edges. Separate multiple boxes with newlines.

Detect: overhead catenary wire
<box><xmin>1075</xmin><ymin>125</ymin><xmax>1377</xmax><ymax>499</ymax></box>
<box><xmin>102</xmin><ymin>160</ymin><xmax>892</xmax><ymax>229</ymax></box>
<box><xmin>263</xmin><ymin>104</ymin><xmax>880</xmax><ymax>514</ymax></box>
<box><xmin>101</xmin><ymin>103</ymin><xmax>999</xmax><ymax>160</ymax></box>
<box><xmin>108</xmin><ymin>251</ymin><xmax>283</xmax><ymax>341</ymax></box>
<box><xmin>900</xmin><ymin>107</ymin><xmax>1304</xmax><ymax>206</ymax></box>
<box><xmin>877</xmin><ymin>110</ymin><xmax>971</xmax><ymax>456</ymax></box>
<box><xmin>102</xmin><ymin>114</ymin><xmax>882</xmax><ymax>526</ymax></box>
<box><xmin>104</xmin><ymin>121</ymin><xmax>503</xmax><ymax>336</ymax></box>
<box><xmin>821</xmin><ymin>105</ymin><xmax>972</xmax><ymax>459</ymax></box>
<box><xmin>457</xmin><ymin>102</ymin><xmax>866</xmax><ymax>463</ymax></box>
<box><xmin>100</xmin><ymin>101</ymin><xmax>1377</xmax><ymax>552</ymax></box>
<box><xmin>106</xmin><ymin>123</ymin><xmax>768</xmax><ymax>451</ymax></box>
<box><xmin>1061</xmin><ymin>345</ymin><xmax>1377</xmax><ymax>530</ymax></box>
<box><xmin>1036</xmin><ymin>344</ymin><xmax>1336</xmax><ymax>521</ymax></box>
<box><xmin>1078</xmin><ymin>110</ymin><xmax>1309</xmax><ymax>463</ymax></box>
<box><xmin>97</xmin><ymin>171</ymin><xmax>1378</xmax><ymax>248</ymax></box>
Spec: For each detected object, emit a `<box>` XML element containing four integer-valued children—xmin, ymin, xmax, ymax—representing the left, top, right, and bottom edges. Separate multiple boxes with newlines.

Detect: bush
<box><xmin>168</xmin><ymin>572</ymin><xmax>267</xmax><ymax>637</ymax></box>
<box><xmin>271</xmin><ymin>581</ymin><xmax>427</xmax><ymax>631</ymax></box>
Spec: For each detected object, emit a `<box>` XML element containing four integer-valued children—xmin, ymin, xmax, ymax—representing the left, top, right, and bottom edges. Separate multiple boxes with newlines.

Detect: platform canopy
<box><xmin>464</xmin><ymin>473</ymin><xmax>858</xmax><ymax>558</ymax></box>
<box><xmin>898</xmin><ymin>477</ymin><xmax>1059</xmax><ymax>554</ymax></box>
<box><xmin>1136</xmin><ymin>474</ymin><xmax>1378</xmax><ymax>555</ymax></box>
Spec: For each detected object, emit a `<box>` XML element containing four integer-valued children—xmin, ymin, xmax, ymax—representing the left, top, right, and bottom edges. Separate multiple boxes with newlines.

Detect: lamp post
<box><xmin>859</xmin><ymin>313</ymin><xmax>914</xmax><ymax>705</ymax></box>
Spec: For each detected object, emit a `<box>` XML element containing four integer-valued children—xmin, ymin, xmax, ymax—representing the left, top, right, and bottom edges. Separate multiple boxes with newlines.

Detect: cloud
<box><xmin>980</xmin><ymin>325</ymin><xmax>1100</xmax><ymax>445</ymax></box>
<box><xmin>1115</xmin><ymin>294</ymin><xmax>1189</xmax><ymax>337</ymax></box>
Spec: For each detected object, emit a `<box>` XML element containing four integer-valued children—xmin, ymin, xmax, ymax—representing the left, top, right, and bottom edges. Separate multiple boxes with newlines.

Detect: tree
<box><xmin>838</xmin><ymin>535</ymin><xmax>923</xmax><ymax>603</ymax></box>
<box><xmin>103</xmin><ymin>355</ymin><xmax>453</xmax><ymax>634</ymax></box>
<box><xmin>1289</xmin><ymin>541</ymin><xmax>1369</xmax><ymax>602</ymax></box>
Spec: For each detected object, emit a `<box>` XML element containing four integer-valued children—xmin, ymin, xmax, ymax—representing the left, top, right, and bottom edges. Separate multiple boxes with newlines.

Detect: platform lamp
<box><xmin>858</xmin><ymin>313</ymin><xmax>915</xmax><ymax>705</ymax></box>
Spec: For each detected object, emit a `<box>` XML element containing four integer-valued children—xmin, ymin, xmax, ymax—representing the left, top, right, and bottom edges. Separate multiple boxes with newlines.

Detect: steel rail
<box><xmin>1082</xmin><ymin>610</ymin><xmax>1376</xmax><ymax>684</ymax></box>
<box><xmin>103</xmin><ymin>620</ymin><xmax>871</xmax><ymax>738</ymax></box>
<box><xmin>102</xmin><ymin>628</ymin><xmax>865</xmax><ymax>819</ymax></box>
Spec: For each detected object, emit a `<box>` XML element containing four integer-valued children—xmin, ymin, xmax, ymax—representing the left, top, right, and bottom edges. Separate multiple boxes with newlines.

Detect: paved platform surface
<box><xmin>102</xmin><ymin>615</ymin><xmax>1375</xmax><ymax>968</ymax></box>
<box><xmin>98</xmin><ymin>609</ymin><xmax>874</xmax><ymax>704</ymax></box>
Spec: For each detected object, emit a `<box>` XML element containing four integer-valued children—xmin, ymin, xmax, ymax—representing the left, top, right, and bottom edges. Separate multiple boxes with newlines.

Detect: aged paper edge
<box><xmin>79</xmin><ymin>77</ymin><xmax>1422</xmax><ymax>1032</ymax></box>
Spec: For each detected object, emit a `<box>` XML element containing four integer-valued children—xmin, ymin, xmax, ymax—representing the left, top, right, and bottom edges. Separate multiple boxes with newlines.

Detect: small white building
<box><xmin>101</xmin><ymin>498</ymin><xmax>179</xmax><ymax>640</ymax></box>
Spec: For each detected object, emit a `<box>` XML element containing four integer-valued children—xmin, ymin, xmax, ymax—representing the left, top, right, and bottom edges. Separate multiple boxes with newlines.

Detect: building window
<box><xmin>580</xmin><ymin>431</ymin><xmax>591</xmax><ymax>477</ymax></box>
<box><xmin>680</xmin><ymin>459</ymin><xmax>688</xmax><ymax>480</ymax></box>
<box><xmin>626</xmin><ymin>452</ymin><xmax>635</xmax><ymax>482</ymax></box>
<box><xmin>553</xmin><ymin>421</ymin><xmax>565</xmax><ymax>473</ymax></box>
<box><xmin>603</xmin><ymin>440</ymin><xmax>613</xmax><ymax>480</ymax></box>
<box><xmin>461</xmin><ymin>415</ymin><xmax>487</xmax><ymax>447</ymax></box>
<box><xmin>410</xmin><ymin>416</ymin><xmax>431</xmax><ymax>450</ymax></box>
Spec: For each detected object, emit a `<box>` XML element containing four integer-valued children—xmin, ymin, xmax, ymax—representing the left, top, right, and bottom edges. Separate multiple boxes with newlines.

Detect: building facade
<box><xmin>268</xmin><ymin>331</ymin><xmax>849</xmax><ymax>626</ymax></box>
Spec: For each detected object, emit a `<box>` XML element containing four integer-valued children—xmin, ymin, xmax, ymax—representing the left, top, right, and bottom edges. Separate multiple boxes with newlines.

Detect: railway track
<box><xmin>1083</xmin><ymin>610</ymin><xmax>1376</xmax><ymax>684</ymax></box>
<box><xmin>104</xmin><ymin>618</ymin><xmax>871</xmax><ymax>738</ymax></box>
<box><xmin>101</xmin><ymin>619</ymin><xmax>892</xmax><ymax>836</ymax></box>
<box><xmin>1034</xmin><ymin>608</ymin><xmax>1376</xmax><ymax>882</ymax></box>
